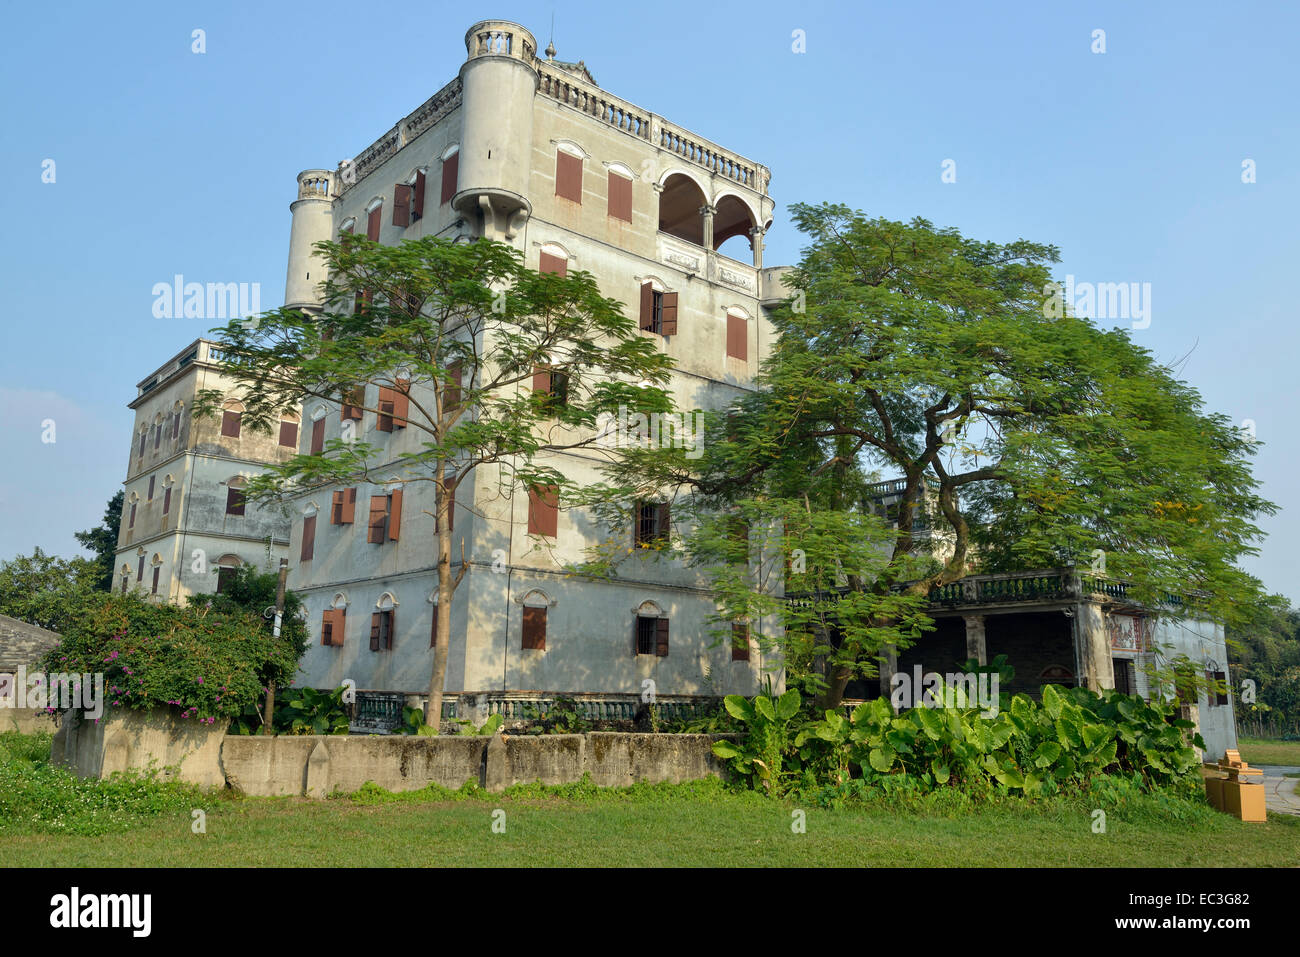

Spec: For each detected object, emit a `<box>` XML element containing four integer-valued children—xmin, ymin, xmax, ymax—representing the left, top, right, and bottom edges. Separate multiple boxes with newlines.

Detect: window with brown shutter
<box><xmin>388</xmin><ymin>489</ymin><xmax>403</xmax><ymax>541</ymax></box>
<box><xmin>154</xmin><ymin>424</ymin><xmax>162</xmax><ymax>449</ymax></box>
<box><xmin>341</xmin><ymin>385</ymin><xmax>364</xmax><ymax>421</ymax></box>
<box><xmin>368</xmin><ymin>495</ymin><xmax>388</xmax><ymax>543</ymax></box>
<box><xmin>440</xmin><ymin>152</ymin><xmax>459</xmax><ymax>204</ymax></box>
<box><xmin>331</xmin><ymin>487</ymin><xmax>356</xmax><ymax>525</ymax></box>
<box><xmin>279</xmin><ymin>419</ymin><xmax>298</xmax><ymax>447</ymax></box>
<box><xmin>521</xmin><ymin>606</ymin><xmax>547</xmax><ymax>650</ymax></box>
<box><xmin>639</xmin><ymin>282</ymin><xmax>655</xmax><ymax>331</ymax></box>
<box><xmin>310</xmin><ymin>418</ymin><xmax>325</xmax><ymax>455</ymax></box>
<box><xmin>634</xmin><ymin>501</ymin><xmax>669</xmax><ymax>546</ymax></box>
<box><xmin>151</xmin><ymin>566</ymin><xmax>160</xmax><ymax>595</ymax></box>
<box><xmin>128</xmin><ymin>503</ymin><xmax>136</xmax><ymax>528</ymax></box>
<box><xmin>366</xmin><ymin>205</ymin><xmax>381</xmax><ymax>240</ymax></box>
<box><xmin>221</xmin><ymin>410</ymin><xmax>241</xmax><ymax>437</ymax></box>
<box><xmin>430</xmin><ymin>610</ymin><xmax>439</xmax><ymax>647</ymax></box>
<box><xmin>555</xmin><ymin>150</ymin><xmax>583</xmax><ymax>203</ymax></box>
<box><xmin>226</xmin><ymin>487</ymin><xmax>246</xmax><ymax>516</ymax></box>
<box><xmin>137</xmin><ymin>554</ymin><xmax>145</xmax><ymax>581</ymax></box>
<box><xmin>656</xmin><ymin>617</ymin><xmax>669</xmax><ymax>656</ymax></box>
<box><xmin>376</xmin><ymin>379</ymin><xmax>409</xmax><ymax>430</ymax></box>
<box><xmin>393</xmin><ymin>184</ymin><xmax>412</xmax><ymax>227</ymax></box>
<box><xmin>528</xmin><ymin>485</ymin><xmax>559</xmax><ymax>537</ymax></box>
<box><xmin>539</xmin><ymin>252</ymin><xmax>567</xmax><ymax>276</ymax></box>
<box><xmin>726</xmin><ymin>313</ymin><xmax>747</xmax><ymax>360</ymax></box>
<box><xmin>138</xmin><ymin>432</ymin><xmax>146</xmax><ymax>459</ymax></box>
<box><xmin>412</xmin><ymin>170</ymin><xmax>426</xmax><ymax>220</ymax></box>
<box><xmin>608</xmin><ymin>172</ymin><xmax>632</xmax><ymax>222</ymax></box>
<box><xmin>660</xmin><ymin>291</ymin><xmax>678</xmax><ymax>335</ymax></box>
<box><xmin>301</xmin><ymin>515</ymin><xmax>316</xmax><ymax>561</ymax></box>
<box><xmin>172</xmin><ymin>414</ymin><xmax>181</xmax><ymax>440</ymax></box>
<box><xmin>162</xmin><ymin>487</ymin><xmax>171</xmax><ymax>515</ymax></box>
<box><xmin>370</xmin><ymin>610</ymin><xmax>394</xmax><ymax>651</ymax></box>
<box><xmin>436</xmin><ymin>486</ymin><xmax>455</xmax><ymax>532</ymax></box>
<box><xmin>147</xmin><ymin>476</ymin><xmax>154</xmax><ymax>500</ymax></box>
<box><xmin>321</xmin><ymin>608</ymin><xmax>345</xmax><ymax>647</ymax></box>
<box><xmin>635</xmin><ymin>615</ymin><xmax>667</xmax><ymax>656</ymax></box>
<box><xmin>731</xmin><ymin>622</ymin><xmax>750</xmax><ymax>661</ymax></box>
<box><xmin>377</xmin><ymin>389</ymin><xmax>395</xmax><ymax>432</ymax></box>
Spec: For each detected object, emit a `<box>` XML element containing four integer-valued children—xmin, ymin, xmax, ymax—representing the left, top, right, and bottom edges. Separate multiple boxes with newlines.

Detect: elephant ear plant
<box><xmin>711</xmin><ymin>688</ymin><xmax>802</xmax><ymax>794</ymax></box>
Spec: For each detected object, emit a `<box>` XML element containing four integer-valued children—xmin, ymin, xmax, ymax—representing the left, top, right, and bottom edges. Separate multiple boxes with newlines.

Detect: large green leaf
<box><xmin>754</xmin><ymin>695</ymin><xmax>777</xmax><ymax>722</ymax></box>
<box><xmin>868</xmin><ymin>747</ymin><xmax>896</xmax><ymax>772</ymax></box>
<box><xmin>1032</xmin><ymin>741</ymin><xmax>1062</xmax><ymax>767</ymax></box>
<box><xmin>1041</xmin><ymin>684</ymin><xmax>1063</xmax><ymax>720</ymax></box>
<box><xmin>723</xmin><ymin>695</ymin><xmax>755</xmax><ymax>723</ymax></box>
<box><xmin>776</xmin><ymin>689</ymin><xmax>802</xmax><ymax>720</ymax></box>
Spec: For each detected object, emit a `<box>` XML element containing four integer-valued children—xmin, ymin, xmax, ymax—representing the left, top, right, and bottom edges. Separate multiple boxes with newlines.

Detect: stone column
<box><xmin>750</xmin><ymin>226</ymin><xmax>766</xmax><ymax>269</ymax></box>
<box><xmin>699</xmin><ymin>204</ymin><xmax>716</xmax><ymax>249</ymax></box>
<box><xmin>963</xmin><ymin>614</ymin><xmax>987</xmax><ymax>666</ymax></box>
<box><xmin>1076</xmin><ymin>603</ymin><xmax>1115</xmax><ymax>690</ymax></box>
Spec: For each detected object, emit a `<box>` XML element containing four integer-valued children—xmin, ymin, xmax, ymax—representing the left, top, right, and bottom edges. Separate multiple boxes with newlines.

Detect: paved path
<box><xmin>1256</xmin><ymin>765</ymin><xmax>1300</xmax><ymax>816</ymax></box>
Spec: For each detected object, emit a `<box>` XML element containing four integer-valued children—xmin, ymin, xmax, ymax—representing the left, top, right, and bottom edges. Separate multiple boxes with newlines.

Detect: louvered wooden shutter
<box><xmin>660</xmin><ymin>292</ymin><xmax>678</xmax><ymax>335</ymax></box>
<box><xmin>393</xmin><ymin>184</ymin><xmax>412</xmax><ymax>227</ymax></box>
<box><xmin>391</xmin><ymin>378</ymin><xmax>409</xmax><ymax>428</ymax></box>
<box><xmin>279</xmin><ymin>419</ymin><xmax>298</xmax><ymax>447</ymax></box>
<box><xmin>521</xmin><ymin>606</ymin><xmax>547</xmax><ymax>650</ymax></box>
<box><xmin>656</xmin><ymin>503</ymin><xmax>670</xmax><ymax>541</ymax></box>
<box><xmin>368</xmin><ymin>495</ymin><xmax>388</xmax><ymax>543</ymax></box>
<box><xmin>342</xmin><ymin>487</ymin><xmax>356</xmax><ymax>524</ymax></box>
<box><xmin>128</xmin><ymin>503</ymin><xmax>136</xmax><ymax>528</ymax></box>
<box><xmin>528</xmin><ymin>485</ymin><xmax>558</xmax><ymax>537</ymax></box>
<box><xmin>366</xmin><ymin>205</ymin><xmax>381</xmax><ymax>240</ymax></box>
<box><xmin>555</xmin><ymin>150</ymin><xmax>582</xmax><ymax>203</ymax></box>
<box><xmin>331</xmin><ymin>490</ymin><xmax>344</xmax><ymax>524</ymax></box>
<box><xmin>412</xmin><ymin>171</ymin><xmax>426</xmax><ymax>220</ymax></box>
<box><xmin>154</xmin><ymin>424</ymin><xmax>162</xmax><ymax>449</ymax></box>
<box><xmin>539</xmin><ymin>252</ymin><xmax>567</xmax><ymax>276</ymax></box>
<box><xmin>727</xmin><ymin>313</ymin><xmax>747</xmax><ymax>360</ymax></box>
<box><xmin>388</xmin><ymin>489</ymin><xmax>403</xmax><ymax>541</ymax></box>
<box><xmin>341</xmin><ymin>386</ymin><xmax>364</xmax><ymax>421</ymax></box>
<box><xmin>301</xmin><ymin>515</ymin><xmax>316</xmax><ymax>561</ymax></box>
<box><xmin>440</xmin><ymin>152</ymin><xmax>458</xmax><ymax>204</ymax></box>
<box><xmin>137</xmin><ymin>554</ymin><xmax>145</xmax><ymax>581</ymax></box>
<box><xmin>732</xmin><ymin>622</ymin><xmax>750</xmax><ymax>661</ymax></box>
<box><xmin>377</xmin><ymin>386</ymin><xmax>395</xmax><ymax>432</ymax></box>
<box><xmin>226</xmin><ymin>487</ymin><xmax>246</xmax><ymax>516</ymax></box>
<box><xmin>655</xmin><ymin>617</ymin><xmax>669</xmax><ymax>657</ymax></box>
<box><xmin>221</xmin><ymin>410</ymin><xmax>241</xmax><ymax>437</ymax></box>
<box><xmin>608</xmin><ymin>172</ymin><xmax>632</xmax><ymax>222</ymax></box>
<box><xmin>310</xmin><ymin>418</ymin><xmax>325</xmax><ymax>454</ymax></box>
<box><xmin>532</xmin><ymin>366</ymin><xmax>551</xmax><ymax>393</ymax></box>
<box><xmin>370</xmin><ymin>612</ymin><xmax>382</xmax><ymax>651</ymax></box>
<box><xmin>152</xmin><ymin>566</ymin><xmax>160</xmax><ymax>595</ymax></box>
<box><xmin>639</xmin><ymin>282</ymin><xmax>655</xmax><ymax>330</ymax></box>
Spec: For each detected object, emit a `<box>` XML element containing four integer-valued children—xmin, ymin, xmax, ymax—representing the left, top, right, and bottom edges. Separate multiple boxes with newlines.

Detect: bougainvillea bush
<box><xmin>38</xmin><ymin>592</ymin><xmax>301</xmax><ymax>724</ymax></box>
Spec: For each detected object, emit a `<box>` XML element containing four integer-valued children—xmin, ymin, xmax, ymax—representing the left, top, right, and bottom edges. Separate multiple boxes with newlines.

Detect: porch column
<box><xmin>1075</xmin><ymin>603</ymin><xmax>1115</xmax><ymax>691</ymax></box>
<box><xmin>963</xmin><ymin>614</ymin><xmax>987</xmax><ymax>666</ymax></box>
<box><xmin>749</xmin><ymin>225</ymin><xmax>766</xmax><ymax>269</ymax></box>
<box><xmin>699</xmin><ymin>204</ymin><xmax>716</xmax><ymax>249</ymax></box>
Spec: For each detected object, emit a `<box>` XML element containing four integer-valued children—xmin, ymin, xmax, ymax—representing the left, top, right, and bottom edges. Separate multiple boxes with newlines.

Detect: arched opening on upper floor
<box><xmin>658</xmin><ymin>173</ymin><xmax>707</xmax><ymax>246</ymax></box>
<box><xmin>714</xmin><ymin>194</ymin><xmax>757</xmax><ymax>262</ymax></box>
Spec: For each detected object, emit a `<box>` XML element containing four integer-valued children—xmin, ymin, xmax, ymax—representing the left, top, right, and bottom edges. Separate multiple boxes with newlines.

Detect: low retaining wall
<box><xmin>1</xmin><ymin>707</ymin><xmax>59</xmax><ymax>735</ymax></box>
<box><xmin>48</xmin><ymin>707</ymin><xmax>730</xmax><ymax>797</ymax></box>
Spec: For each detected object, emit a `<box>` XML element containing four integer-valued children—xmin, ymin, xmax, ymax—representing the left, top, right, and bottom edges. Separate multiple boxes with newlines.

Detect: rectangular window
<box><xmin>310</xmin><ymin>417</ymin><xmax>325</xmax><ymax>455</ymax></box>
<box><xmin>216</xmin><ymin>566</ymin><xmax>236</xmax><ymax>594</ymax></box>
<box><xmin>162</xmin><ymin>487</ymin><xmax>171</xmax><ymax>515</ymax></box>
<box><xmin>376</xmin><ymin>381</ymin><xmax>409</xmax><ymax>432</ymax></box>
<box><xmin>555</xmin><ymin>150</ymin><xmax>583</xmax><ymax>203</ymax></box>
<box><xmin>301</xmin><ymin>515</ymin><xmax>316</xmax><ymax>561</ymax></box>
<box><xmin>528</xmin><ymin>485</ymin><xmax>559</xmax><ymax>538</ymax></box>
<box><xmin>370</xmin><ymin>610</ymin><xmax>395</xmax><ymax>651</ymax></box>
<box><xmin>147</xmin><ymin>476</ymin><xmax>155</xmax><ymax>500</ymax></box>
<box><xmin>608</xmin><ymin>172</ymin><xmax>632</xmax><ymax>222</ymax></box>
<box><xmin>173</xmin><ymin>412</ymin><xmax>181</xmax><ymax>439</ymax></box>
<box><xmin>321</xmin><ymin>608</ymin><xmax>345</xmax><ymax>647</ymax></box>
<box><xmin>522</xmin><ymin>606</ymin><xmax>547</xmax><ymax>651</ymax></box>
<box><xmin>392</xmin><ymin>184</ymin><xmax>412</xmax><ymax>227</ymax></box>
<box><xmin>151</xmin><ymin>566</ymin><xmax>160</xmax><ymax>595</ymax></box>
<box><xmin>341</xmin><ymin>385</ymin><xmax>364</xmax><ymax>421</ymax></box>
<box><xmin>532</xmin><ymin>366</ymin><xmax>569</xmax><ymax>409</ymax></box>
<box><xmin>412</xmin><ymin>170</ymin><xmax>426</xmax><ymax>220</ymax></box>
<box><xmin>331</xmin><ymin>488</ymin><xmax>357</xmax><ymax>524</ymax></box>
<box><xmin>726</xmin><ymin>313</ymin><xmax>748</xmax><ymax>360</ymax></box>
<box><xmin>634</xmin><ymin>501</ymin><xmax>669</xmax><ymax>547</ymax></box>
<box><xmin>539</xmin><ymin>252</ymin><xmax>567</xmax><ymax>276</ymax></box>
<box><xmin>221</xmin><ymin>410</ymin><xmax>241</xmax><ymax>438</ymax></box>
<box><xmin>154</xmin><ymin>424</ymin><xmax>162</xmax><ymax>449</ymax></box>
<box><xmin>366</xmin><ymin>205</ymin><xmax>381</xmax><ymax>241</ymax></box>
<box><xmin>430</xmin><ymin>609</ymin><xmax>439</xmax><ymax>647</ymax></box>
<box><xmin>138</xmin><ymin>432</ymin><xmax>146</xmax><ymax>459</ymax></box>
<box><xmin>1206</xmin><ymin>669</ymin><xmax>1229</xmax><ymax>707</ymax></box>
<box><xmin>137</xmin><ymin>554</ymin><xmax>145</xmax><ymax>582</ymax></box>
<box><xmin>1114</xmin><ymin>659</ymin><xmax>1135</xmax><ymax>696</ymax></box>
<box><xmin>639</xmin><ymin>283</ymin><xmax>677</xmax><ymax>335</ymax></box>
<box><xmin>366</xmin><ymin>490</ymin><xmax>403</xmax><ymax>543</ymax></box>
<box><xmin>440</xmin><ymin>152</ymin><xmax>459</xmax><ymax>205</ymax></box>
<box><xmin>226</xmin><ymin>487</ymin><xmax>246</xmax><ymax>516</ymax></box>
<box><xmin>732</xmin><ymin>623</ymin><xmax>750</xmax><ymax>661</ymax></box>
<box><xmin>128</xmin><ymin>503</ymin><xmax>136</xmax><ymax>528</ymax></box>
<box><xmin>636</xmin><ymin>616</ymin><xmax>669</xmax><ymax>656</ymax></box>
<box><xmin>279</xmin><ymin>419</ymin><xmax>298</xmax><ymax>447</ymax></box>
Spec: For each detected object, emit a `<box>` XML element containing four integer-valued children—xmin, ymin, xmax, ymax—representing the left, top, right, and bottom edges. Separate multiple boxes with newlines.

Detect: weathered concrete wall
<box><xmin>217</xmin><ymin>731</ymin><xmax>727</xmax><ymax>797</ymax></box>
<box><xmin>51</xmin><ymin>708</ymin><xmax>227</xmax><ymax>787</ymax></box>
<box><xmin>0</xmin><ymin>708</ymin><xmax>59</xmax><ymax>735</ymax></box>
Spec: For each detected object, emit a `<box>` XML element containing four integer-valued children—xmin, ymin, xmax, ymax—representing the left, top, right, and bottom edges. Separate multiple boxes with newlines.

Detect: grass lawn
<box><xmin>1237</xmin><ymin>737</ymin><xmax>1300</xmax><ymax>766</ymax></box>
<box><xmin>3</xmin><ymin>779</ymin><xmax>1299</xmax><ymax>867</ymax></box>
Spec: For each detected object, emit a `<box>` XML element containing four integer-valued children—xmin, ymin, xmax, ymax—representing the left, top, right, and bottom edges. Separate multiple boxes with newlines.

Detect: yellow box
<box><xmin>1204</xmin><ymin>776</ymin><xmax>1225</xmax><ymax>810</ymax></box>
<box><xmin>1221</xmin><ymin>780</ymin><xmax>1267</xmax><ymax>822</ymax></box>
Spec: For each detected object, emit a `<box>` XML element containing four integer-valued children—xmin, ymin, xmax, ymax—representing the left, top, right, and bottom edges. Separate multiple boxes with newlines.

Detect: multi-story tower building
<box><xmin>282</xmin><ymin>21</ymin><xmax>792</xmax><ymax>706</ymax></box>
<box><xmin>112</xmin><ymin>339</ymin><xmax>296</xmax><ymax>601</ymax></box>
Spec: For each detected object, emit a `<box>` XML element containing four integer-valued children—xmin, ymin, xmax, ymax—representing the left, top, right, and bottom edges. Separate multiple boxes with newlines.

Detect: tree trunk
<box><xmin>424</xmin><ymin>491</ymin><xmax>453</xmax><ymax>731</ymax></box>
<box><xmin>819</xmin><ymin>663</ymin><xmax>853</xmax><ymax>711</ymax></box>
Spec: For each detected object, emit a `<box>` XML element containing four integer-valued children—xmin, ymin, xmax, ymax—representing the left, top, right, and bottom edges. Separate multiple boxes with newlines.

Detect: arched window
<box><xmin>516</xmin><ymin>589</ymin><xmax>554</xmax><ymax>651</ymax></box>
<box><xmin>633</xmin><ymin>600</ymin><xmax>668</xmax><ymax>657</ymax></box>
<box><xmin>225</xmin><ymin>476</ymin><xmax>247</xmax><ymax>516</ymax></box>
<box><xmin>657</xmin><ymin>172</ymin><xmax>708</xmax><ymax>245</ymax></box>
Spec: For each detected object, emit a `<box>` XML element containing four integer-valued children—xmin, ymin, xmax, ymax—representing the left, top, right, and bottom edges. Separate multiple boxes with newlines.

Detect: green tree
<box><xmin>196</xmin><ymin>234</ymin><xmax>674</xmax><ymax>728</ymax></box>
<box><xmin>74</xmin><ymin>490</ymin><xmax>124</xmax><ymax>592</ymax></box>
<box><xmin>0</xmin><ymin>548</ymin><xmax>103</xmax><ymax>634</ymax></box>
<box><xmin>593</xmin><ymin>203</ymin><xmax>1275</xmax><ymax>710</ymax></box>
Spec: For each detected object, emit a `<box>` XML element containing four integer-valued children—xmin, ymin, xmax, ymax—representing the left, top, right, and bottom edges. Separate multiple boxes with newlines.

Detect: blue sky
<box><xmin>1</xmin><ymin>1</ymin><xmax>1296</xmax><ymax>603</ymax></box>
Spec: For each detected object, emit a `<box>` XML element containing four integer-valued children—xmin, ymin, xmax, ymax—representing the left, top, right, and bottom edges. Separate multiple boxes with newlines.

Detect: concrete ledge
<box><xmin>52</xmin><ymin>708</ymin><xmax>227</xmax><ymax>788</ymax></box>
<box><xmin>0</xmin><ymin>708</ymin><xmax>59</xmax><ymax>735</ymax></box>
